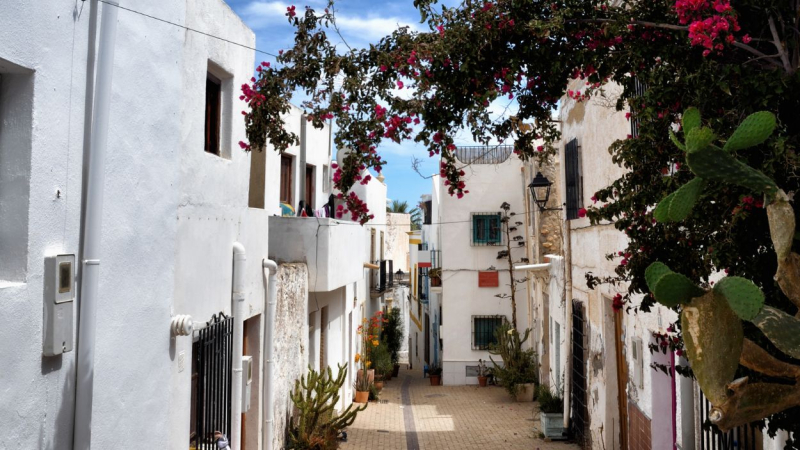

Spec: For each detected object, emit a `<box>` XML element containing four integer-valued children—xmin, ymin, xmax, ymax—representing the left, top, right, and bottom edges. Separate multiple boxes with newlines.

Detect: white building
<box><xmin>423</xmin><ymin>146</ymin><xmax>533</xmax><ymax>385</ymax></box>
<box><xmin>1</xmin><ymin>1</ymin><xmax>392</xmax><ymax>449</ymax></box>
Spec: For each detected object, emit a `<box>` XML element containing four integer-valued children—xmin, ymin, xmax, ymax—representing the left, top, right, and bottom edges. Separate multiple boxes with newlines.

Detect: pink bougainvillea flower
<box><xmin>578</xmin><ymin>207</ymin><xmax>587</xmax><ymax>218</ymax></box>
<box><xmin>397</xmin><ymin>80</ymin><xmax>404</xmax><ymax>89</ymax></box>
<box><xmin>286</xmin><ymin>5</ymin><xmax>296</xmax><ymax>17</ymax></box>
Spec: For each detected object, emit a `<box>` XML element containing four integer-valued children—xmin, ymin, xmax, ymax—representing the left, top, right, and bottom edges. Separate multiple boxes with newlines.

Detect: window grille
<box><xmin>471</xmin><ymin>213</ymin><xmax>502</xmax><ymax>246</ymax></box>
<box><xmin>472</xmin><ymin>315</ymin><xmax>505</xmax><ymax>350</ymax></box>
<box><xmin>564</xmin><ymin>138</ymin><xmax>582</xmax><ymax>220</ymax></box>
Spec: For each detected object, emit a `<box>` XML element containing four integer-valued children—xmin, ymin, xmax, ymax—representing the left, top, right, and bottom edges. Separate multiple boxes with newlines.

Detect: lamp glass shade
<box><xmin>528</xmin><ymin>172</ymin><xmax>552</xmax><ymax>211</ymax></box>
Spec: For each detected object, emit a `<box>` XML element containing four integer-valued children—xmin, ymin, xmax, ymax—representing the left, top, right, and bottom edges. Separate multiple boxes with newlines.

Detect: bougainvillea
<box><xmin>240</xmin><ymin>0</ymin><xmax>800</xmax><ymax>440</ymax></box>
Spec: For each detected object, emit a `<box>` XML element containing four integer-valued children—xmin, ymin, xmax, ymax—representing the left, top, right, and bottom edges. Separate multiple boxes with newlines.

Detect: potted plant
<box><xmin>429</xmin><ymin>268</ymin><xmax>442</xmax><ymax>287</ymax></box>
<box><xmin>381</xmin><ymin>307</ymin><xmax>404</xmax><ymax>377</ymax></box>
<box><xmin>373</xmin><ymin>342</ymin><xmax>393</xmax><ymax>387</ymax></box>
<box><xmin>428</xmin><ymin>364</ymin><xmax>442</xmax><ymax>386</ymax></box>
<box><xmin>354</xmin><ymin>374</ymin><xmax>371</xmax><ymax>404</ymax></box>
<box><xmin>477</xmin><ymin>359</ymin><xmax>489</xmax><ymax>387</ymax></box>
<box><xmin>488</xmin><ymin>323</ymin><xmax>539</xmax><ymax>402</ymax></box>
<box><xmin>537</xmin><ymin>384</ymin><xmax>566</xmax><ymax>439</ymax></box>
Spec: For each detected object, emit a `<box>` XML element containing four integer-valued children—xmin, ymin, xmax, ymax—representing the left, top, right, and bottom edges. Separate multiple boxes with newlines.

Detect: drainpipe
<box><xmin>73</xmin><ymin>2</ymin><xmax>119</xmax><ymax>448</ymax></box>
<box><xmin>299</xmin><ymin>115</ymin><xmax>307</xmax><ymax>209</ymax></box>
<box><xmin>262</xmin><ymin>259</ymin><xmax>278</xmax><ymax>450</ymax></box>
<box><xmin>231</xmin><ymin>243</ymin><xmax>246</xmax><ymax>450</ymax></box>
<box><xmin>562</xmin><ymin>198</ymin><xmax>574</xmax><ymax>430</ymax></box>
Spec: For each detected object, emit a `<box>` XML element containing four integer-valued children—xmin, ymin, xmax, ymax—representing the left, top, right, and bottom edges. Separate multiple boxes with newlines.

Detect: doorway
<box><xmin>613</xmin><ymin>309</ymin><xmax>630</xmax><ymax>450</ymax></box>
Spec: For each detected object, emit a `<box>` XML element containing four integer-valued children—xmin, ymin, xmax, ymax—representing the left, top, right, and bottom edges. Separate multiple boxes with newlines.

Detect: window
<box><xmin>0</xmin><ymin>61</ymin><xmax>34</xmax><ymax>283</ymax></box>
<box><xmin>472</xmin><ymin>213</ymin><xmax>502</xmax><ymax>245</ymax></box>
<box><xmin>322</xmin><ymin>164</ymin><xmax>330</xmax><ymax>192</ymax></box>
<box><xmin>472</xmin><ymin>315</ymin><xmax>504</xmax><ymax>350</ymax></box>
<box><xmin>564</xmin><ymin>138</ymin><xmax>583</xmax><ymax>220</ymax></box>
<box><xmin>204</xmin><ymin>72</ymin><xmax>222</xmax><ymax>155</ymax></box>
<box><xmin>280</xmin><ymin>154</ymin><xmax>293</xmax><ymax>205</ymax></box>
<box><xmin>305</xmin><ymin>164</ymin><xmax>315</xmax><ymax>208</ymax></box>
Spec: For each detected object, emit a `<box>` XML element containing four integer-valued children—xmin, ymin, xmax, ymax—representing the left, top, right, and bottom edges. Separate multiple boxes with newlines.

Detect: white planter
<box><xmin>540</xmin><ymin>412</ymin><xmax>566</xmax><ymax>439</ymax></box>
<box><xmin>515</xmin><ymin>383</ymin><xmax>535</xmax><ymax>402</ymax></box>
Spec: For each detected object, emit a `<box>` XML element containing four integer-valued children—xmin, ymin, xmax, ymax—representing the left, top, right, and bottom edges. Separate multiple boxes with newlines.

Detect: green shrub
<box><xmin>488</xmin><ymin>323</ymin><xmax>539</xmax><ymax>399</ymax></box>
<box><xmin>537</xmin><ymin>384</ymin><xmax>564</xmax><ymax>414</ymax></box>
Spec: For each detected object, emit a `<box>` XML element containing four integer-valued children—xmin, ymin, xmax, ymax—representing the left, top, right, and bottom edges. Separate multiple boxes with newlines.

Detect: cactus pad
<box><xmin>681</xmin><ymin>291</ymin><xmax>743</xmax><ymax>405</ymax></box>
<box><xmin>668</xmin><ymin>177</ymin><xmax>706</xmax><ymax>221</ymax></box>
<box><xmin>669</xmin><ymin>128</ymin><xmax>686</xmax><ymax>151</ymax></box>
<box><xmin>645</xmin><ymin>262</ymin><xmax>672</xmax><ymax>291</ymax></box>
<box><xmin>686</xmin><ymin>145</ymin><xmax>778</xmax><ymax>196</ymax></box>
<box><xmin>653</xmin><ymin>272</ymin><xmax>705</xmax><ymax>307</ymax></box>
<box><xmin>682</xmin><ymin>107</ymin><xmax>702</xmax><ymax>134</ymax></box>
<box><xmin>686</xmin><ymin>127</ymin><xmax>716</xmax><ymax>154</ymax></box>
<box><xmin>767</xmin><ymin>190</ymin><xmax>795</xmax><ymax>260</ymax></box>
<box><xmin>751</xmin><ymin>305</ymin><xmax>800</xmax><ymax>360</ymax></box>
<box><xmin>654</xmin><ymin>191</ymin><xmax>677</xmax><ymax>223</ymax></box>
<box><xmin>714</xmin><ymin>276</ymin><xmax>765</xmax><ymax>320</ymax></box>
<box><xmin>723</xmin><ymin>111</ymin><xmax>777</xmax><ymax>152</ymax></box>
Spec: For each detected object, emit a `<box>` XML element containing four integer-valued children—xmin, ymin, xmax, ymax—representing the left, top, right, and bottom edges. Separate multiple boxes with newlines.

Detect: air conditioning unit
<box><xmin>631</xmin><ymin>337</ymin><xmax>644</xmax><ymax>389</ymax></box>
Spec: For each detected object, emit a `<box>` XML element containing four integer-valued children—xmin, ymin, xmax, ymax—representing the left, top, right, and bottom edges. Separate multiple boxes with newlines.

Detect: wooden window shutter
<box><xmin>565</xmin><ymin>139</ymin><xmax>582</xmax><ymax>220</ymax></box>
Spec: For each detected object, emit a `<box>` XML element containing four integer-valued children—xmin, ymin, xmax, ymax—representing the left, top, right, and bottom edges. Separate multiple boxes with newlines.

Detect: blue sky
<box><xmin>223</xmin><ymin>0</ymin><xmax>519</xmax><ymax>207</ymax></box>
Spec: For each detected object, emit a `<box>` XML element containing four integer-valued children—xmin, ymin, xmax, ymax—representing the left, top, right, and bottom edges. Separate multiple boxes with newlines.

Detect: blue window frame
<box><xmin>472</xmin><ymin>213</ymin><xmax>502</xmax><ymax>245</ymax></box>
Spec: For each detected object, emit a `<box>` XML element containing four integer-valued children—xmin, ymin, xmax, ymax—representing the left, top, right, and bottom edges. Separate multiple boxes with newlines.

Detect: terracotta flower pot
<box><xmin>478</xmin><ymin>376</ymin><xmax>488</xmax><ymax>387</ymax></box>
<box><xmin>357</xmin><ymin>369</ymin><xmax>375</xmax><ymax>384</ymax></box>
<box><xmin>430</xmin><ymin>375</ymin><xmax>441</xmax><ymax>386</ymax></box>
<box><xmin>392</xmin><ymin>364</ymin><xmax>400</xmax><ymax>377</ymax></box>
<box><xmin>355</xmin><ymin>390</ymin><xmax>369</xmax><ymax>403</ymax></box>
<box><xmin>375</xmin><ymin>381</ymin><xmax>384</xmax><ymax>391</ymax></box>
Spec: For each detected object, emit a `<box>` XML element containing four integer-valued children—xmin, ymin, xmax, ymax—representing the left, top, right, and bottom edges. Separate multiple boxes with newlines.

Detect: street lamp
<box><xmin>395</xmin><ymin>269</ymin><xmax>406</xmax><ymax>284</ymax></box>
<box><xmin>528</xmin><ymin>172</ymin><xmax>562</xmax><ymax>212</ymax></box>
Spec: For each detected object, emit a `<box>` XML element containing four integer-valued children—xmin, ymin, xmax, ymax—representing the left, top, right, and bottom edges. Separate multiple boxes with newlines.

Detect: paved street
<box><xmin>341</xmin><ymin>368</ymin><xmax>581</xmax><ymax>450</ymax></box>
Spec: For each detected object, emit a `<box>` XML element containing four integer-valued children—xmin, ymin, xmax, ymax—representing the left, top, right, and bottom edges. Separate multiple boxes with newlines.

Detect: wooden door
<box><xmin>614</xmin><ymin>309</ymin><xmax>630</xmax><ymax>449</ymax></box>
<box><xmin>280</xmin><ymin>155</ymin><xmax>293</xmax><ymax>204</ymax></box>
<box><xmin>305</xmin><ymin>165</ymin><xmax>314</xmax><ymax>208</ymax></box>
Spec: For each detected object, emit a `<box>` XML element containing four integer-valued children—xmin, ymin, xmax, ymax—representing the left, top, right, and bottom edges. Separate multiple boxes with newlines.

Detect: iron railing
<box><xmin>453</xmin><ymin>145</ymin><xmax>514</xmax><ymax>165</ymax></box>
<box><xmin>191</xmin><ymin>313</ymin><xmax>234</xmax><ymax>450</ymax></box>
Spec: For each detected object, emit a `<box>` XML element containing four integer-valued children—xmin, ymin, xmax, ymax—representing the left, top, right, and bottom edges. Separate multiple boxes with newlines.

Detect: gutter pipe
<box><xmin>563</xmin><ymin>211</ymin><xmax>573</xmax><ymax>429</ymax></box>
<box><xmin>231</xmin><ymin>243</ymin><xmax>246</xmax><ymax>450</ymax></box>
<box><xmin>73</xmin><ymin>2</ymin><xmax>119</xmax><ymax>448</ymax></box>
<box><xmin>514</xmin><ymin>263</ymin><xmax>552</xmax><ymax>272</ymax></box>
<box><xmin>262</xmin><ymin>259</ymin><xmax>278</xmax><ymax>450</ymax></box>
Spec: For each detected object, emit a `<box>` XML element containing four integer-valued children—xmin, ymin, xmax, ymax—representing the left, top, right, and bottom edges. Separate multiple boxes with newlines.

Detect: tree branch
<box><xmin>568</xmin><ymin>18</ymin><xmax>688</xmax><ymax>31</ymax></box>
<box><xmin>768</xmin><ymin>15</ymin><xmax>792</xmax><ymax>73</ymax></box>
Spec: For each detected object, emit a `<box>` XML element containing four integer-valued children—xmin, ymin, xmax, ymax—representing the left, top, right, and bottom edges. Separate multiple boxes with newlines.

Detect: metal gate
<box><xmin>698</xmin><ymin>389</ymin><xmax>758</xmax><ymax>450</ymax></box>
<box><xmin>571</xmin><ymin>300</ymin><xmax>589</xmax><ymax>448</ymax></box>
<box><xmin>191</xmin><ymin>313</ymin><xmax>234</xmax><ymax>449</ymax></box>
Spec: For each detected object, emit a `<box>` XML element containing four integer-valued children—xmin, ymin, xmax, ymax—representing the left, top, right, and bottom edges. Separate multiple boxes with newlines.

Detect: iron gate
<box><xmin>191</xmin><ymin>313</ymin><xmax>234</xmax><ymax>449</ymax></box>
<box><xmin>571</xmin><ymin>300</ymin><xmax>589</xmax><ymax>448</ymax></box>
<box><xmin>699</xmin><ymin>389</ymin><xmax>758</xmax><ymax>450</ymax></box>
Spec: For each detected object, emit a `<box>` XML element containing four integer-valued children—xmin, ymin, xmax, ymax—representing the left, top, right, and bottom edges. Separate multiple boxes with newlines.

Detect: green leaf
<box><xmin>714</xmin><ymin>276</ymin><xmax>765</xmax><ymax>320</ymax></box>
<box><xmin>686</xmin><ymin>145</ymin><xmax>778</xmax><ymax>196</ymax></box>
<box><xmin>685</xmin><ymin>127</ymin><xmax>716</xmax><ymax>154</ymax></box>
<box><xmin>751</xmin><ymin>305</ymin><xmax>800</xmax><ymax>359</ymax></box>
<box><xmin>682</xmin><ymin>107</ymin><xmax>701</xmax><ymax>135</ymax></box>
<box><xmin>724</xmin><ymin>111</ymin><xmax>776</xmax><ymax>152</ymax></box>
<box><xmin>653</xmin><ymin>272</ymin><xmax>704</xmax><ymax>307</ymax></box>
<box><xmin>645</xmin><ymin>262</ymin><xmax>672</xmax><ymax>292</ymax></box>
<box><xmin>681</xmin><ymin>292</ymin><xmax>743</xmax><ymax>405</ymax></box>
<box><xmin>668</xmin><ymin>178</ymin><xmax>706</xmax><ymax>221</ymax></box>
<box><xmin>669</xmin><ymin>128</ymin><xmax>686</xmax><ymax>151</ymax></box>
<box><xmin>653</xmin><ymin>190</ymin><xmax>677</xmax><ymax>223</ymax></box>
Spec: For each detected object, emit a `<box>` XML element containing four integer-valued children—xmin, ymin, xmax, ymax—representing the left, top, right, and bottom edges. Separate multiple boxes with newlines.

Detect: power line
<box><xmin>97</xmin><ymin>0</ymin><xmax>280</xmax><ymax>59</ymax></box>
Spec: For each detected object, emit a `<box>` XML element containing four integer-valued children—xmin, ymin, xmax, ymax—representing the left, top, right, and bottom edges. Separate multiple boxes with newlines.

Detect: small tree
<box><xmin>494</xmin><ymin>202</ymin><xmax>530</xmax><ymax>330</ymax></box>
<box><xmin>381</xmin><ymin>307</ymin><xmax>404</xmax><ymax>365</ymax></box>
<box><xmin>489</xmin><ymin>323</ymin><xmax>539</xmax><ymax>399</ymax></box>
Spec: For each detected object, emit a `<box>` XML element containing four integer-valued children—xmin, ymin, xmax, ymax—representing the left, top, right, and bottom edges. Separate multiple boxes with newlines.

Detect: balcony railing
<box><xmin>453</xmin><ymin>145</ymin><xmax>514</xmax><ymax>165</ymax></box>
<box><xmin>372</xmin><ymin>259</ymin><xmax>394</xmax><ymax>293</ymax></box>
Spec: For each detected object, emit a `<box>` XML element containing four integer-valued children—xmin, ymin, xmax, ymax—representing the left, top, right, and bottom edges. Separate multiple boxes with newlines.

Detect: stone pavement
<box><xmin>340</xmin><ymin>368</ymin><xmax>582</xmax><ymax>450</ymax></box>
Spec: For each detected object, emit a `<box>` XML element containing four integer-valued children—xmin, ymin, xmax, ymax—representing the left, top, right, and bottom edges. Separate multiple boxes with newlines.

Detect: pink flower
<box><xmin>380</xmin><ymin>65</ymin><xmax>387</xmax><ymax>72</ymax></box>
<box><xmin>742</xmin><ymin>34</ymin><xmax>751</xmax><ymax>44</ymax></box>
<box><xmin>287</xmin><ymin>5</ymin><xmax>296</xmax><ymax>17</ymax></box>
<box><xmin>397</xmin><ymin>80</ymin><xmax>404</xmax><ymax>89</ymax></box>
<box><xmin>536</xmin><ymin>145</ymin><xmax>544</xmax><ymax>152</ymax></box>
<box><xmin>578</xmin><ymin>208</ymin><xmax>587</xmax><ymax>218</ymax></box>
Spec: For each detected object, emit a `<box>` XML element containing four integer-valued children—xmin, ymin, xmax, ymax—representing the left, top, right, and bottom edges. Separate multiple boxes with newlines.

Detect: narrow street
<box><xmin>341</xmin><ymin>368</ymin><xmax>582</xmax><ymax>450</ymax></box>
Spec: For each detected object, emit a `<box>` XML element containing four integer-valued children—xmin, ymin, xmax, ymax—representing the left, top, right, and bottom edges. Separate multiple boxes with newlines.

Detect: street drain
<box><xmin>377</xmin><ymin>430</ymin><xmax>390</xmax><ymax>433</ymax></box>
<box><xmin>424</xmin><ymin>394</ymin><xmax>446</xmax><ymax>398</ymax></box>
<box><xmin>379</xmin><ymin>400</ymin><xmax>389</xmax><ymax>404</ymax></box>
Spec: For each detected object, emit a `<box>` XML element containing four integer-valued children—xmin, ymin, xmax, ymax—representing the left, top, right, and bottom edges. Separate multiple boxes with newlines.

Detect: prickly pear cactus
<box><xmin>644</xmin><ymin>262</ymin><xmax>704</xmax><ymax>306</ymax></box>
<box><xmin>681</xmin><ymin>291</ymin><xmax>744</xmax><ymax>405</ymax></box>
<box><xmin>668</xmin><ymin>177</ymin><xmax>706</xmax><ymax>221</ymax></box>
<box><xmin>713</xmin><ymin>276</ymin><xmax>764</xmax><ymax>321</ymax></box>
<box><xmin>686</xmin><ymin>145</ymin><xmax>778</xmax><ymax>196</ymax></box>
<box><xmin>750</xmin><ymin>306</ymin><xmax>800</xmax><ymax>360</ymax></box>
<box><xmin>723</xmin><ymin>111</ymin><xmax>776</xmax><ymax>152</ymax></box>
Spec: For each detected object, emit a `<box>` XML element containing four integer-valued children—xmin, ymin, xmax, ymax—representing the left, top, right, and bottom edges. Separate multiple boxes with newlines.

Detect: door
<box><xmin>614</xmin><ymin>310</ymin><xmax>630</xmax><ymax>450</ymax></box>
<box><xmin>571</xmin><ymin>301</ymin><xmax>588</xmax><ymax>447</ymax></box>
<box><xmin>305</xmin><ymin>164</ymin><xmax>315</xmax><ymax>208</ymax></box>
<box><xmin>280</xmin><ymin>154</ymin><xmax>293</xmax><ymax>205</ymax></box>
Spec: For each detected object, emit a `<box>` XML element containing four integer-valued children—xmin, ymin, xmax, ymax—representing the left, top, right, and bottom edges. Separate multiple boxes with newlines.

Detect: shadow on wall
<box><xmin>40</xmin><ymin>355</ymin><xmax>76</xmax><ymax>450</ymax></box>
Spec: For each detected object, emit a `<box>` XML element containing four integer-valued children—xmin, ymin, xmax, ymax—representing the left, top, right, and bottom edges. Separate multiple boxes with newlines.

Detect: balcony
<box><xmin>268</xmin><ymin>217</ymin><xmax>366</xmax><ymax>292</ymax></box>
<box><xmin>370</xmin><ymin>259</ymin><xmax>394</xmax><ymax>296</ymax></box>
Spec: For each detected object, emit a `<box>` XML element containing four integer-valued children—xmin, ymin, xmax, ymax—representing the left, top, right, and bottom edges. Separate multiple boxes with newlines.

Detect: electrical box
<box><xmin>43</xmin><ymin>254</ymin><xmax>75</xmax><ymax>356</ymax></box>
<box><xmin>241</xmin><ymin>355</ymin><xmax>253</xmax><ymax>413</ymax></box>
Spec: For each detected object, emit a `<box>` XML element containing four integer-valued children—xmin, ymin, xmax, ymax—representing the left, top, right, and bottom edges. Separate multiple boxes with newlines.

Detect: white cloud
<box><xmin>334</xmin><ymin>14</ymin><xmax>421</xmax><ymax>43</ymax></box>
<box><xmin>240</xmin><ymin>1</ymin><xmax>289</xmax><ymax>29</ymax></box>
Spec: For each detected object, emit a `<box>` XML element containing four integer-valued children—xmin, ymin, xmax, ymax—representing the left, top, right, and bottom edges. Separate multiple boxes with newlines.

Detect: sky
<box><xmin>223</xmin><ymin>0</ymin><xmax>520</xmax><ymax>207</ymax></box>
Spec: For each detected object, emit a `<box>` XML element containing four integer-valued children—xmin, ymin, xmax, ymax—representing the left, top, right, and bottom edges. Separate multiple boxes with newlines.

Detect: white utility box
<box><xmin>43</xmin><ymin>254</ymin><xmax>75</xmax><ymax>356</ymax></box>
<box><xmin>242</xmin><ymin>355</ymin><xmax>253</xmax><ymax>412</ymax></box>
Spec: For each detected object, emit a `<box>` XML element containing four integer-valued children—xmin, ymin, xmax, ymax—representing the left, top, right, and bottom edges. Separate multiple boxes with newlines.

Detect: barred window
<box><xmin>472</xmin><ymin>315</ymin><xmax>505</xmax><ymax>350</ymax></box>
<box><xmin>472</xmin><ymin>213</ymin><xmax>502</xmax><ymax>245</ymax></box>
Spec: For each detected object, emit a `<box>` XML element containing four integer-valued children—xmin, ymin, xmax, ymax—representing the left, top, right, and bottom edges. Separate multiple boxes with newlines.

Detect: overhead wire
<box><xmin>96</xmin><ymin>0</ymin><xmax>281</xmax><ymax>59</ymax></box>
